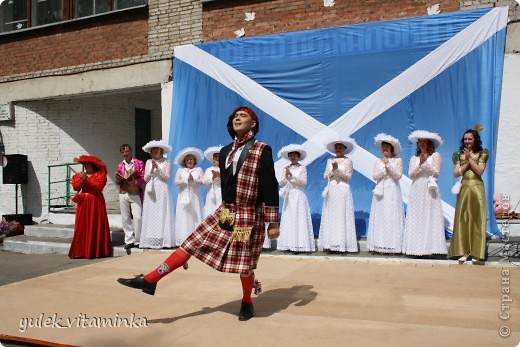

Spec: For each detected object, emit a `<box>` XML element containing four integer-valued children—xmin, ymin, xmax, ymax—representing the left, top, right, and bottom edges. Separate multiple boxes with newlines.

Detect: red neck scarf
<box><xmin>227</xmin><ymin>131</ymin><xmax>255</xmax><ymax>167</ymax></box>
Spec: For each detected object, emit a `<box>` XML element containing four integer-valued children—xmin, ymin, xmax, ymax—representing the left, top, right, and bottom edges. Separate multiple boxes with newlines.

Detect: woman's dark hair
<box><xmin>415</xmin><ymin>139</ymin><xmax>435</xmax><ymax>156</ymax></box>
<box><xmin>381</xmin><ymin>141</ymin><xmax>395</xmax><ymax>155</ymax></box>
<box><xmin>287</xmin><ymin>151</ymin><xmax>301</xmax><ymax>158</ymax></box>
<box><xmin>459</xmin><ymin>129</ymin><xmax>483</xmax><ymax>152</ymax></box>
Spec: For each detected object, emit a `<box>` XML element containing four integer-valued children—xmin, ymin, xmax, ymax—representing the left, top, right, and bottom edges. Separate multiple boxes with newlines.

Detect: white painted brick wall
<box><xmin>495</xmin><ymin>54</ymin><xmax>520</xmax><ymax>207</ymax></box>
<box><xmin>0</xmin><ymin>92</ymin><xmax>161</xmax><ymax>222</ymax></box>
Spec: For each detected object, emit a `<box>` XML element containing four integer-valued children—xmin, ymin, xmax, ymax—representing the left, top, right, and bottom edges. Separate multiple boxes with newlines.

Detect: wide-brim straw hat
<box><xmin>277</xmin><ymin>144</ymin><xmax>307</xmax><ymax>160</ymax></box>
<box><xmin>374</xmin><ymin>133</ymin><xmax>402</xmax><ymax>155</ymax></box>
<box><xmin>326</xmin><ymin>137</ymin><xmax>356</xmax><ymax>154</ymax></box>
<box><xmin>204</xmin><ymin>146</ymin><xmax>223</xmax><ymax>162</ymax></box>
<box><xmin>174</xmin><ymin>147</ymin><xmax>204</xmax><ymax>167</ymax></box>
<box><xmin>408</xmin><ymin>130</ymin><xmax>443</xmax><ymax>148</ymax></box>
<box><xmin>73</xmin><ymin>155</ymin><xmax>107</xmax><ymax>173</ymax></box>
<box><xmin>142</xmin><ymin>140</ymin><xmax>172</xmax><ymax>154</ymax></box>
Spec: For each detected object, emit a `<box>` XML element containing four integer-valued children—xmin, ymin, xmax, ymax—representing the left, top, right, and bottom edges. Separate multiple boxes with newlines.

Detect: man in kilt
<box><xmin>118</xmin><ymin>106</ymin><xmax>280</xmax><ymax>321</ymax></box>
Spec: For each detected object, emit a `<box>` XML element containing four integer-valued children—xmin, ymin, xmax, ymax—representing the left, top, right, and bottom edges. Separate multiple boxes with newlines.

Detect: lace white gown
<box><xmin>174</xmin><ymin>166</ymin><xmax>204</xmax><ymax>246</ymax></box>
<box><xmin>402</xmin><ymin>152</ymin><xmax>447</xmax><ymax>255</ymax></box>
<box><xmin>202</xmin><ymin>166</ymin><xmax>222</xmax><ymax>218</ymax></box>
<box><xmin>277</xmin><ymin>164</ymin><xmax>315</xmax><ymax>252</ymax></box>
<box><xmin>140</xmin><ymin>158</ymin><xmax>176</xmax><ymax>248</ymax></box>
<box><xmin>318</xmin><ymin>157</ymin><xmax>358</xmax><ymax>252</ymax></box>
<box><xmin>366</xmin><ymin>157</ymin><xmax>405</xmax><ymax>253</ymax></box>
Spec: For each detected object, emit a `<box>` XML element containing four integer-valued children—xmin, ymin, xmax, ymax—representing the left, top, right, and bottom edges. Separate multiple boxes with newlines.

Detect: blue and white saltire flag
<box><xmin>170</xmin><ymin>8</ymin><xmax>508</xmax><ymax>237</ymax></box>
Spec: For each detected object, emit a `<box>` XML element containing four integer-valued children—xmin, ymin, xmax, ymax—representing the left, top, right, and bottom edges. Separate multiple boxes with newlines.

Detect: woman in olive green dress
<box><xmin>449</xmin><ymin>128</ymin><xmax>488</xmax><ymax>264</ymax></box>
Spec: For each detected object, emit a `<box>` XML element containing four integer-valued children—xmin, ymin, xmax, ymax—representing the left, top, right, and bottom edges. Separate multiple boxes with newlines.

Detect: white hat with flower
<box><xmin>277</xmin><ymin>144</ymin><xmax>307</xmax><ymax>160</ymax></box>
<box><xmin>408</xmin><ymin>130</ymin><xmax>443</xmax><ymax>148</ymax></box>
<box><xmin>204</xmin><ymin>146</ymin><xmax>223</xmax><ymax>162</ymax></box>
<box><xmin>142</xmin><ymin>140</ymin><xmax>172</xmax><ymax>154</ymax></box>
<box><xmin>326</xmin><ymin>137</ymin><xmax>356</xmax><ymax>154</ymax></box>
<box><xmin>374</xmin><ymin>133</ymin><xmax>402</xmax><ymax>155</ymax></box>
<box><xmin>174</xmin><ymin>147</ymin><xmax>204</xmax><ymax>167</ymax></box>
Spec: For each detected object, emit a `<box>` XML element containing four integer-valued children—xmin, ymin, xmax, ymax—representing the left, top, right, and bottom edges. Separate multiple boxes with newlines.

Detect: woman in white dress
<box><xmin>402</xmin><ymin>130</ymin><xmax>447</xmax><ymax>256</ymax></box>
<box><xmin>202</xmin><ymin>146</ymin><xmax>223</xmax><ymax>218</ymax></box>
<box><xmin>139</xmin><ymin>140</ymin><xmax>175</xmax><ymax>249</ymax></box>
<box><xmin>174</xmin><ymin>147</ymin><xmax>204</xmax><ymax>247</ymax></box>
<box><xmin>319</xmin><ymin>138</ymin><xmax>358</xmax><ymax>253</ymax></box>
<box><xmin>366</xmin><ymin>134</ymin><xmax>405</xmax><ymax>254</ymax></box>
<box><xmin>276</xmin><ymin>144</ymin><xmax>315</xmax><ymax>253</ymax></box>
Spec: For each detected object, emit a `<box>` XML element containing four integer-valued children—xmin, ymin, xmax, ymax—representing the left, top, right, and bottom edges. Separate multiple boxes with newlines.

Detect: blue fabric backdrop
<box><xmin>169</xmin><ymin>8</ymin><xmax>506</xmax><ymax>237</ymax></box>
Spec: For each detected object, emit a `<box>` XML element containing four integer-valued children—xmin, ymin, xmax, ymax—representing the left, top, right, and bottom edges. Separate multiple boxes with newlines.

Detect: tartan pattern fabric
<box><xmin>235</xmin><ymin>142</ymin><xmax>263</xmax><ymax>206</ymax></box>
<box><xmin>181</xmin><ymin>141</ymin><xmax>274</xmax><ymax>274</ymax></box>
<box><xmin>263</xmin><ymin>206</ymin><xmax>278</xmax><ymax>224</ymax></box>
<box><xmin>181</xmin><ymin>203</ymin><xmax>265</xmax><ymax>274</ymax></box>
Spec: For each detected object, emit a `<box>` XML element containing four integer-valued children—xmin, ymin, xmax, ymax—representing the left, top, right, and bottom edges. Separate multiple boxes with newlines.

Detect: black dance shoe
<box><xmin>124</xmin><ymin>243</ymin><xmax>135</xmax><ymax>250</ymax></box>
<box><xmin>238</xmin><ymin>302</ymin><xmax>254</xmax><ymax>321</ymax></box>
<box><xmin>117</xmin><ymin>274</ymin><xmax>156</xmax><ymax>295</ymax></box>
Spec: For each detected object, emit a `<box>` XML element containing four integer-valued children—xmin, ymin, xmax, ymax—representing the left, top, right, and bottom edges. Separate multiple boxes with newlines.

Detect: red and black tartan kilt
<box><xmin>181</xmin><ymin>204</ymin><xmax>265</xmax><ymax>275</ymax></box>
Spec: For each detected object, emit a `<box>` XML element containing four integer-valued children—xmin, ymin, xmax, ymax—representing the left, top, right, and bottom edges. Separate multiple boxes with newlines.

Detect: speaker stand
<box><xmin>15</xmin><ymin>183</ymin><xmax>19</xmax><ymax>214</ymax></box>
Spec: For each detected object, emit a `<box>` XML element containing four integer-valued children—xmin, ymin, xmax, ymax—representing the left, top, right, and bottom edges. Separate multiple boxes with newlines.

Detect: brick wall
<box><xmin>0</xmin><ymin>9</ymin><xmax>148</xmax><ymax>78</ymax></box>
<box><xmin>0</xmin><ymin>0</ymin><xmax>203</xmax><ymax>83</ymax></box>
<box><xmin>202</xmin><ymin>0</ymin><xmax>461</xmax><ymax>41</ymax></box>
<box><xmin>202</xmin><ymin>0</ymin><xmax>520</xmax><ymax>46</ymax></box>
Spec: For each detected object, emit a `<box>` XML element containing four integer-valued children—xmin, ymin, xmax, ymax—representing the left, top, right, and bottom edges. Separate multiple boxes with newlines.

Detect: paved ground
<box><xmin>0</xmin><ymin>248</ymin><xmax>519</xmax><ymax>347</ymax></box>
<box><xmin>0</xmin><ymin>250</ymin><xmax>109</xmax><ymax>286</ymax></box>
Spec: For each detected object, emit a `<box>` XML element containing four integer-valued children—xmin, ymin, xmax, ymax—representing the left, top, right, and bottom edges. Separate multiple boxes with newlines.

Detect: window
<box><xmin>75</xmin><ymin>0</ymin><xmax>110</xmax><ymax>18</ymax></box>
<box><xmin>1</xmin><ymin>0</ymin><xmax>28</xmax><ymax>32</ymax></box>
<box><xmin>33</xmin><ymin>0</ymin><xmax>62</xmax><ymax>26</ymax></box>
<box><xmin>0</xmin><ymin>0</ymin><xmax>146</xmax><ymax>33</ymax></box>
<box><xmin>115</xmin><ymin>0</ymin><xmax>145</xmax><ymax>10</ymax></box>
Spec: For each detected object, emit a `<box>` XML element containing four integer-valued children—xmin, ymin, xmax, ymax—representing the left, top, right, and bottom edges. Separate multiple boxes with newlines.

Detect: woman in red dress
<box><xmin>68</xmin><ymin>155</ymin><xmax>113</xmax><ymax>259</ymax></box>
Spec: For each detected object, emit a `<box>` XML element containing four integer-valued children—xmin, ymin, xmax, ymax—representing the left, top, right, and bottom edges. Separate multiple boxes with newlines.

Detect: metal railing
<box><xmin>47</xmin><ymin>163</ymin><xmax>82</xmax><ymax>212</ymax></box>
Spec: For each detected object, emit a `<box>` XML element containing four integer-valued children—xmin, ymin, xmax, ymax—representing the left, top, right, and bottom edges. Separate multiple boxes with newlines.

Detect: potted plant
<box><xmin>0</xmin><ymin>218</ymin><xmax>24</xmax><ymax>242</ymax></box>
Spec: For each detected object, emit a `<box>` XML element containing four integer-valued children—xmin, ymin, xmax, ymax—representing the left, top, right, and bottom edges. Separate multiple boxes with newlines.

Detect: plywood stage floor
<box><xmin>0</xmin><ymin>252</ymin><xmax>518</xmax><ymax>347</ymax></box>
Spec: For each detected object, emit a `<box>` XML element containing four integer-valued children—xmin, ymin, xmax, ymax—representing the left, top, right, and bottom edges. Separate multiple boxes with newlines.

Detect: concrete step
<box><xmin>264</xmin><ymin>238</ymin><xmax>519</xmax><ymax>259</ymax></box>
<box><xmin>264</xmin><ymin>239</ymin><xmax>454</xmax><ymax>254</ymax></box>
<box><xmin>24</xmin><ymin>224</ymin><xmax>123</xmax><ymax>239</ymax></box>
<box><xmin>2</xmin><ymin>235</ymin><xmax>516</xmax><ymax>260</ymax></box>
<box><xmin>4</xmin><ymin>222</ymin><xmax>518</xmax><ymax>259</ymax></box>
<box><xmin>1</xmin><ymin>228</ymin><xmax>141</xmax><ymax>257</ymax></box>
<box><xmin>48</xmin><ymin>212</ymin><xmax>123</xmax><ymax>228</ymax></box>
<box><xmin>24</xmin><ymin>224</ymin><xmax>76</xmax><ymax>238</ymax></box>
<box><xmin>495</xmin><ymin>219</ymin><xmax>520</xmax><ymax>237</ymax></box>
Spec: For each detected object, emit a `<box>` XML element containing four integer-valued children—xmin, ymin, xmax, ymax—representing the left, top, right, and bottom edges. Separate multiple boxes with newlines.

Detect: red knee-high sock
<box><xmin>240</xmin><ymin>273</ymin><xmax>255</xmax><ymax>304</ymax></box>
<box><xmin>144</xmin><ymin>249</ymin><xmax>191</xmax><ymax>283</ymax></box>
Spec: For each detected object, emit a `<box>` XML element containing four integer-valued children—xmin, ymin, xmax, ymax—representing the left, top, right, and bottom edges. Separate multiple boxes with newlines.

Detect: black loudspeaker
<box><xmin>3</xmin><ymin>213</ymin><xmax>32</xmax><ymax>226</ymax></box>
<box><xmin>2</xmin><ymin>154</ymin><xmax>28</xmax><ymax>184</ymax></box>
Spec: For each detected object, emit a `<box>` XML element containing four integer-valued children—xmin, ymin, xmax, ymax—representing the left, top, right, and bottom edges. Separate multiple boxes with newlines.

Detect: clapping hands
<box><xmin>285</xmin><ymin>167</ymin><xmax>292</xmax><ymax>178</ymax></box>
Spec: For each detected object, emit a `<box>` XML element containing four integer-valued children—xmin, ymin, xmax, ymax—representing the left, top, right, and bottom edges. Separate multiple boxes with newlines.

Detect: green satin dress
<box><xmin>448</xmin><ymin>149</ymin><xmax>488</xmax><ymax>259</ymax></box>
